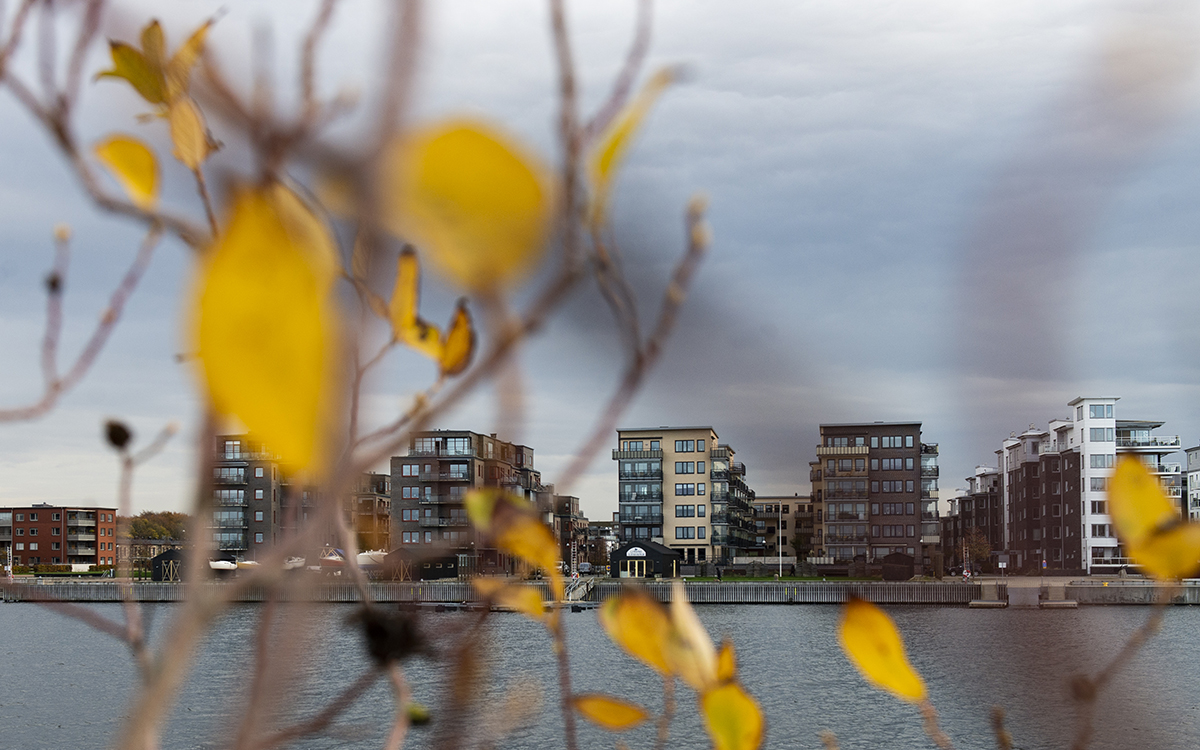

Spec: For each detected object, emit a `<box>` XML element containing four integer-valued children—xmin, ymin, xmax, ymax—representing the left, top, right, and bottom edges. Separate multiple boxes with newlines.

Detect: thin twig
<box><xmin>233</xmin><ymin>600</ymin><xmax>277</xmax><ymax>750</ymax></box>
<box><xmin>654</xmin><ymin>675</ymin><xmax>675</xmax><ymax>750</ymax></box>
<box><xmin>0</xmin><ymin>226</ymin><xmax>163</xmax><ymax>421</ymax></box>
<box><xmin>584</xmin><ymin>0</ymin><xmax>653</xmax><ymax>141</ymax></box>
<box><xmin>300</xmin><ymin>0</ymin><xmax>339</xmax><ymax>120</ymax></box>
<box><xmin>550</xmin><ymin>610</ymin><xmax>579</xmax><ymax>750</ymax></box>
<box><xmin>919</xmin><ymin>699</ymin><xmax>954</xmax><ymax>750</ymax></box>
<box><xmin>255</xmin><ymin>670</ymin><xmax>382</xmax><ymax>750</ymax></box>
<box><xmin>554</xmin><ymin>196</ymin><xmax>710</xmax><ymax>493</ymax></box>
<box><xmin>63</xmin><ymin>0</ymin><xmax>103</xmax><ymax>107</ymax></box>
<box><xmin>991</xmin><ymin>706</ymin><xmax>1013</xmax><ymax>750</ymax></box>
<box><xmin>383</xmin><ymin>664</ymin><xmax>412</xmax><ymax>750</ymax></box>
<box><xmin>549</xmin><ymin>0</ymin><xmax>583</xmax><ymax>270</ymax></box>
<box><xmin>192</xmin><ymin>166</ymin><xmax>219</xmax><ymax>239</ymax></box>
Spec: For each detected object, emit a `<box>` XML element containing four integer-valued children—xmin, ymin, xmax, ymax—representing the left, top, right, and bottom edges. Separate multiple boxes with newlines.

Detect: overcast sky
<box><xmin>3</xmin><ymin>0</ymin><xmax>1200</xmax><ymax>521</ymax></box>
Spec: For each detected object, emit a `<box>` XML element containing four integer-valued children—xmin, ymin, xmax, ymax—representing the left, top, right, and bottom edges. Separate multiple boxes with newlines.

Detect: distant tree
<box><xmin>965</xmin><ymin>527</ymin><xmax>992</xmax><ymax>572</ymax></box>
<box><xmin>123</xmin><ymin>511</ymin><xmax>188</xmax><ymax>540</ymax></box>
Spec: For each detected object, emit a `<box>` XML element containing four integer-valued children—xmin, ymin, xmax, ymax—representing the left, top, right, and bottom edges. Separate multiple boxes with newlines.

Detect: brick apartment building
<box><xmin>1</xmin><ymin>503</ymin><xmax>118</xmax><ymax>568</ymax></box>
<box><xmin>809</xmin><ymin>421</ymin><xmax>940</xmax><ymax>573</ymax></box>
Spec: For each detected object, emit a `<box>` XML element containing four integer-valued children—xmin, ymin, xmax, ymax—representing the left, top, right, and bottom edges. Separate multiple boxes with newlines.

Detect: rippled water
<box><xmin>2</xmin><ymin>601</ymin><xmax>1198</xmax><ymax>749</ymax></box>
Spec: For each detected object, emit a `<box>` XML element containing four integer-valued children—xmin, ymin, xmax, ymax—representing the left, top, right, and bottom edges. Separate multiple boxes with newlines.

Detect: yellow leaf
<box><xmin>838</xmin><ymin>597</ymin><xmax>927</xmax><ymax>703</ymax></box>
<box><xmin>165</xmin><ymin>20</ymin><xmax>212</xmax><ymax>102</ymax></box>
<box><xmin>140</xmin><ymin>21</ymin><xmax>166</xmax><ymax>71</ymax></box>
<box><xmin>94</xmin><ymin>135</ymin><xmax>159</xmax><ymax>209</ymax></box>
<box><xmin>573</xmin><ymin>694</ymin><xmax>650</xmax><ymax>731</ymax></box>
<box><xmin>473</xmin><ymin>577</ymin><xmax>546</xmax><ymax>621</ymax></box>
<box><xmin>388</xmin><ymin>249</ymin><xmax>443</xmax><ymax>359</ymax></box>
<box><xmin>701</xmin><ymin>681</ymin><xmax>764</xmax><ymax>750</ymax></box>
<box><xmin>96</xmin><ymin>42</ymin><xmax>165</xmax><ymax>104</ymax></box>
<box><xmin>439</xmin><ymin>300</ymin><xmax>475</xmax><ymax>377</ymax></box>
<box><xmin>467</xmin><ymin>489</ymin><xmax>564</xmax><ymax>600</ymax></box>
<box><xmin>717</xmin><ymin>639</ymin><xmax>737</xmax><ymax>683</ymax></box>
<box><xmin>385</xmin><ymin>119</ymin><xmax>552</xmax><ymax>291</ymax></box>
<box><xmin>667</xmin><ymin>580</ymin><xmax>719</xmax><ymax>692</ymax></box>
<box><xmin>1109</xmin><ymin>457</ymin><xmax>1200</xmax><ymax>579</ymax></box>
<box><xmin>599</xmin><ymin>588</ymin><xmax>674</xmax><ymax>675</ymax></box>
<box><xmin>588</xmin><ymin>68</ymin><xmax>675</xmax><ymax>226</ymax></box>
<box><xmin>168</xmin><ymin>97</ymin><xmax>210</xmax><ymax>170</ymax></box>
<box><xmin>191</xmin><ymin>183</ymin><xmax>340</xmax><ymax>471</ymax></box>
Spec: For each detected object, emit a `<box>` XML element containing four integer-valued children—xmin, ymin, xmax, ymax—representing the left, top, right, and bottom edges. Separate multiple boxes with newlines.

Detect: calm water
<box><xmin>1</xmin><ymin>601</ymin><xmax>1198</xmax><ymax>749</ymax></box>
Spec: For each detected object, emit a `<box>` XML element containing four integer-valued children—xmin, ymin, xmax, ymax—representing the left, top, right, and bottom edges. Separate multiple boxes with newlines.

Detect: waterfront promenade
<box><xmin>2</xmin><ymin>576</ymin><xmax>1196</xmax><ymax>604</ymax></box>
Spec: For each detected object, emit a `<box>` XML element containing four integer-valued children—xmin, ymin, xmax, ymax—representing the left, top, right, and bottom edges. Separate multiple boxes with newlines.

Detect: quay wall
<box><xmin>4</xmin><ymin>579</ymin><xmax>1198</xmax><ymax>605</ymax></box>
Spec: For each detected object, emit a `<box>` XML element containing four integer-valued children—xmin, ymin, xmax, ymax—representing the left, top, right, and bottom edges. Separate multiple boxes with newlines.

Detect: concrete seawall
<box><xmin>2</xmin><ymin>579</ymin><xmax>1194</xmax><ymax>605</ymax></box>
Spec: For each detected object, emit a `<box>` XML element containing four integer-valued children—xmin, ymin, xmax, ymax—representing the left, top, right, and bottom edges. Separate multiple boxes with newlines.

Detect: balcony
<box><xmin>618</xmin><ymin>513</ymin><xmax>664</xmax><ymax>525</ymax></box>
<box><xmin>815</xmin><ymin>446</ymin><xmax>870</xmax><ymax>456</ymax></box>
<box><xmin>1166</xmin><ymin>486</ymin><xmax>1183</xmax><ymax>498</ymax></box>
<box><xmin>209</xmin><ymin>520</ymin><xmax>247</xmax><ymax>529</ymax></box>
<box><xmin>408</xmin><ymin>447</ymin><xmax>479</xmax><ymax>458</ymax></box>
<box><xmin>68</xmin><ymin>546</ymin><xmax>97</xmax><ymax>556</ymax></box>
<box><xmin>618</xmin><ymin>470</ymin><xmax>663</xmax><ymax>481</ymax></box>
<box><xmin>612</xmin><ymin>449</ymin><xmax>664</xmax><ymax>460</ymax></box>
<box><xmin>620</xmin><ymin>492</ymin><xmax>663</xmax><ymax>503</ymax></box>
<box><xmin>419</xmin><ymin>517</ymin><xmax>470</xmax><ymax>528</ymax></box>
<box><xmin>67</xmin><ymin>533</ymin><xmax>96</xmax><ymax>542</ymax></box>
<box><xmin>829</xmin><ymin>512</ymin><xmax>867</xmax><ymax>521</ymax></box>
<box><xmin>921</xmin><ymin>466</ymin><xmax>939</xmax><ymax>478</ymax></box>
<box><xmin>213</xmin><ymin>475</ymin><xmax>245</xmax><ymax>485</ymax></box>
<box><xmin>826</xmin><ymin>490</ymin><xmax>868</xmax><ymax>500</ymax></box>
<box><xmin>1151</xmin><ymin>463</ymin><xmax>1182</xmax><ymax>474</ymax></box>
<box><xmin>825</xmin><ymin>535</ymin><xmax>869</xmax><ymax>543</ymax></box>
<box><xmin>921</xmin><ymin>443</ymin><xmax>939</xmax><ymax>455</ymax></box>
<box><xmin>710</xmin><ymin>447</ymin><xmax>731</xmax><ymax>460</ymax></box>
<box><xmin>1116</xmin><ymin>436</ymin><xmax>1181</xmax><ymax>449</ymax></box>
<box><xmin>418</xmin><ymin>495</ymin><xmax>467</xmax><ymax>505</ymax></box>
<box><xmin>66</xmin><ymin>517</ymin><xmax>96</xmax><ymax>527</ymax></box>
<box><xmin>419</xmin><ymin>471</ymin><xmax>471</xmax><ymax>482</ymax></box>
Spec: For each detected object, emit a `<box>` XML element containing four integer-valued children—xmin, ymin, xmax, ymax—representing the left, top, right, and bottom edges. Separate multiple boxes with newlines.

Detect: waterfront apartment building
<box><xmin>941</xmin><ymin>467</ymin><xmax>1003</xmax><ymax>571</ymax></box>
<box><xmin>614</xmin><ymin>427</ymin><xmax>755</xmax><ymax>565</ymax></box>
<box><xmin>1186</xmin><ymin>445</ymin><xmax>1200</xmax><ymax>522</ymax></box>
<box><xmin>809</xmin><ymin>422</ymin><xmax>939</xmax><ymax>572</ymax></box>
<box><xmin>996</xmin><ymin>397</ymin><xmax>1182</xmax><ymax>574</ymax></box>
<box><xmin>0</xmin><ymin>503</ymin><xmax>118</xmax><ymax>568</ymax></box>
<box><xmin>747</xmin><ymin>495</ymin><xmax>813</xmax><ymax>560</ymax></box>
<box><xmin>390</xmin><ymin>430</ymin><xmax>543</xmax><ymax>563</ymax></box>
<box><xmin>212</xmin><ymin>435</ymin><xmax>389</xmax><ymax>559</ymax></box>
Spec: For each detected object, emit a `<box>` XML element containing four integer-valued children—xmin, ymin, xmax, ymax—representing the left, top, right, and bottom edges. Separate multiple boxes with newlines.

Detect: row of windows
<box><xmin>1089</xmin><ymin>428</ymin><xmax>1115</xmax><ymax>443</ymax></box>
<box><xmin>675</xmin><ymin>440</ymin><xmax>706</xmax><ymax>453</ymax></box>
<box><xmin>412</xmin><ymin>437</ymin><xmax>473</xmax><ymax>454</ymax></box>
<box><xmin>674</xmin><ymin>461</ymin><xmax>706</xmax><ymax>474</ymax></box>
<box><xmin>674</xmin><ymin>504</ymin><xmax>707</xmax><ymax>517</ymax></box>
<box><xmin>877</xmin><ymin>503</ymin><xmax>914</xmax><ymax>515</ymax></box>
<box><xmin>878</xmin><ymin>458</ymin><xmax>913</xmax><ymax>471</ymax></box>
<box><xmin>674</xmin><ymin>483</ymin><xmax>706</xmax><ymax>496</ymax></box>
<box><xmin>876</xmin><ymin>525</ymin><xmax>915</xmax><ymax>538</ymax></box>
<box><xmin>11</xmin><ymin>511</ymin><xmax>112</xmax><ymax>523</ymax></box>
<box><xmin>674</xmin><ymin>526</ymin><xmax>707</xmax><ymax>539</ymax></box>
<box><xmin>879</xmin><ymin>436</ymin><xmax>914</xmax><ymax>448</ymax></box>
<box><xmin>753</xmin><ymin>504</ymin><xmax>790</xmax><ymax>514</ymax></box>
<box><xmin>877</xmin><ymin>481</ymin><xmax>914</xmax><ymax>493</ymax></box>
<box><xmin>1090</xmin><ymin>455</ymin><xmax>1115</xmax><ymax>469</ymax></box>
<box><xmin>620</xmin><ymin>440</ymin><xmax>661</xmax><ymax>451</ymax></box>
<box><xmin>1087</xmin><ymin>404</ymin><xmax>1114</xmax><ymax>419</ymax></box>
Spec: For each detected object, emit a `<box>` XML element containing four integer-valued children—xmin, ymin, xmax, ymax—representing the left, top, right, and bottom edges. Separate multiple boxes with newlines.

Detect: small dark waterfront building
<box><xmin>610</xmin><ymin>540</ymin><xmax>681</xmax><ymax>578</ymax></box>
<box><xmin>151</xmin><ymin>549</ymin><xmax>185</xmax><ymax>582</ymax></box>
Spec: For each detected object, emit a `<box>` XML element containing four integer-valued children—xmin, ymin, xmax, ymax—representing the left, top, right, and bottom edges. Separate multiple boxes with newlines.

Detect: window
<box><xmin>870</xmin><ymin>459</ymin><xmax>879</xmax><ymax>470</ymax></box>
<box><xmin>28</xmin><ymin>542</ymin><xmax>37</xmax><ymax>550</ymax></box>
<box><xmin>870</xmin><ymin>437</ymin><xmax>879</xmax><ymax>448</ymax></box>
<box><xmin>674</xmin><ymin>440</ymin><xmax>695</xmax><ymax>452</ymax></box>
<box><xmin>29</xmin><ymin>513</ymin><xmax>37</xmax><ymax>521</ymax></box>
<box><xmin>855</xmin><ymin>437</ymin><xmax>865</xmax><ymax>447</ymax></box>
<box><xmin>255</xmin><ymin>467</ymin><xmax>264</xmax><ymax>478</ymax></box>
<box><xmin>1090</xmin><ymin>455</ymin><xmax>1115</xmax><ymax>469</ymax></box>
<box><xmin>1090</xmin><ymin>501</ymin><xmax>1107</xmax><ymax>514</ymax></box>
<box><xmin>15</xmin><ymin>543</ymin><xmax>22</xmax><ymax>550</ymax></box>
<box><xmin>401</xmin><ymin>464</ymin><xmax>417</xmax><ymax>477</ymax></box>
<box><xmin>698</xmin><ymin>526</ymin><xmax>706</xmax><ymax>539</ymax></box>
<box><xmin>51</xmin><ymin>542</ymin><xmax>60</xmax><ymax>550</ymax></box>
<box><xmin>28</xmin><ymin>528</ymin><xmax>37</xmax><ymax>536</ymax></box>
<box><xmin>255</xmin><ymin>511</ymin><xmax>264</xmax><ymax>522</ymax></box>
<box><xmin>1089</xmin><ymin>404</ymin><xmax>1114</xmax><ymax>419</ymax></box>
<box><xmin>51</xmin><ymin>528</ymin><xmax>59</xmax><ymax>536</ymax></box>
<box><xmin>52</xmin><ymin>513</ymin><xmax>59</xmax><ymax>521</ymax></box>
<box><xmin>697</xmin><ymin>504</ymin><xmax>706</xmax><ymax>516</ymax></box>
<box><xmin>15</xmin><ymin>528</ymin><xmax>22</xmax><ymax>536</ymax></box>
<box><xmin>424</xmin><ymin>532</ymin><xmax>433</xmax><ymax>543</ymax></box>
<box><xmin>1090</xmin><ymin>477</ymin><xmax>1106</xmax><ymax>491</ymax></box>
<box><xmin>674</xmin><ymin>484</ymin><xmax>696</xmax><ymax>496</ymax></box>
<box><xmin>255</xmin><ymin>533</ymin><xmax>264</xmax><ymax>544</ymax></box>
<box><xmin>907</xmin><ymin>525</ymin><xmax>915</xmax><ymax>537</ymax></box>
<box><xmin>224</xmin><ymin>440</ymin><xmax>241</xmax><ymax>459</ymax></box>
<box><xmin>905</xmin><ymin>458</ymin><xmax>914</xmax><ymax>470</ymax></box>
<box><xmin>675</xmin><ymin>462</ymin><xmax>695</xmax><ymax>474</ymax></box>
<box><xmin>1091</xmin><ymin>524</ymin><xmax>1111</xmax><ymax>537</ymax></box>
<box><xmin>650</xmin><ymin>441</ymin><xmax>660</xmax><ymax>450</ymax></box>
<box><xmin>1089</xmin><ymin>428</ymin><xmax>1114</xmax><ymax>442</ymax></box>
<box><xmin>255</xmin><ymin>489</ymin><xmax>264</xmax><ymax>499</ymax></box>
<box><xmin>675</xmin><ymin>505</ymin><xmax>696</xmax><ymax>518</ymax></box>
<box><xmin>905</xmin><ymin>502</ymin><xmax>914</xmax><ymax>515</ymax></box>
<box><xmin>905</xmin><ymin>480</ymin><xmax>914</xmax><ymax>492</ymax></box>
<box><xmin>697</xmin><ymin>461</ymin><xmax>706</xmax><ymax>473</ymax></box>
<box><xmin>906</xmin><ymin>436</ymin><xmax>914</xmax><ymax>448</ymax></box>
<box><xmin>838</xmin><ymin>459</ymin><xmax>853</xmax><ymax>471</ymax></box>
<box><xmin>401</xmin><ymin>509</ymin><xmax>418</xmax><ymax>521</ymax></box>
<box><xmin>697</xmin><ymin>483</ymin><xmax>706</xmax><ymax>495</ymax></box>
<box><xmin>871</xmin><ymin>481</ymin><xmax>879</xmax><ymax>493</ymax></box>
<box><xmin>675</xmin><ymin>526</ymin><xmax>696</xmax><ymax>539</ymax></box>
<box><xmin>14</xmin><ymin>514</ymin><xmax>21</xmax><ymax>521</ymax></box>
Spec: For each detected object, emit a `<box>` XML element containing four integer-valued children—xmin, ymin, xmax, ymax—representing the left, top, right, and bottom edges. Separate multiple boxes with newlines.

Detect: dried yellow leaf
<box><xmin>599</xmin><ymin>588</ymin><xmax>674</xmax><ymax>675</ymax></box>
<box><xmin>838</xmin><ymin>597</ymin><xmax>927</xmax><ymax>703</ymax></box>
<box><xmin>572</xmin><ymin>694</ymin><xmax>650</xmax><ymax>731</ymax></box>
<box><xmin>439</xmin><ymin>300</ymin><xmax>475</xmax><ymax>377</ymax></box>
<box><xmin>168</xmin><ymin>98</ymin><xmax>210</xmax><ymax>170</ymax></box>
<box><xmin>667</xmin><ymin>580</ymin><xmax>719</xmax><ymax>691</ymax></box>
<box><xmin>191</xmin><ymin>183</ymin><xmax>340</xmax><ymax>471</ymax></box>
<box><xmin>717</xmin><ymin>638</ymin><xmax>737</xmax><ymax>684</ymax></box>
<box><xmin>140</xmin><ymin>22</ymin><xmax>166</xmax><ymax>70</ymax></box>
<box><xmin>701</xmin><ymin>681</ymin><xmax>764</xmax><ymax>750</ymax></box>
<box><xmin>385</xmin><ymin>120</ymin><xmax>552</xmax><ymax>291</ymax></box>
<box><xmin>466</xmin><ymin>489</ymin><xmax>563</xmax><ymax>600</ymax></box>
<box><xmin>1109</xmin><ymin>457</ymin><xmax>1200</xmax><ymax>579</ymax></box>
<box><xmin>165</xmin><ymin>20</ymin><xmax>212</xmax><ymax>102</ymax></box>
<box><xmin>388</xmin><ymin>249</ymin><xmax>443</xmax><ymax>359</ymax></box>
<box><xmin>97</xmin><ymin>41</ymin><xmax>164</xmax><ymax>104</ymax></box>
<box><xmin>473</xmin><ymin>577</ymin><xmax>546</xmax><ymax>621</ymax></box>
<box><xmin>94</xmin><ymin>135</ymin><xmax>159</xmax><ymax>209</ymax></box>
<box><xmin>588</xmin><ymin>68</ymin><xmax>675</xmax><ymax>226</ymax></box>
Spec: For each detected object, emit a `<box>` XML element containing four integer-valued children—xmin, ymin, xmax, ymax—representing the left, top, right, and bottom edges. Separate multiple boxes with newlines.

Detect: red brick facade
<box><xmin>1</xmin><ymin>504</ymin><xmax>117</xmax><ymax>568</ymax></box>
